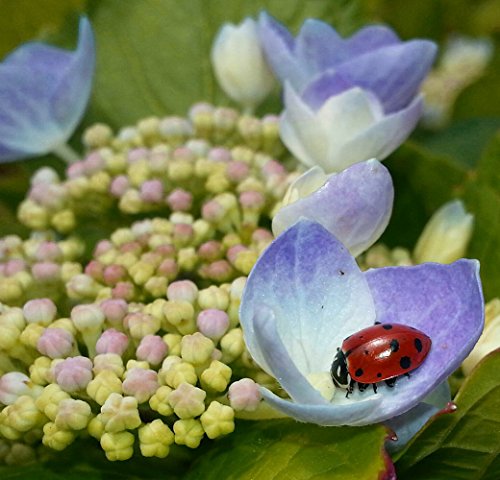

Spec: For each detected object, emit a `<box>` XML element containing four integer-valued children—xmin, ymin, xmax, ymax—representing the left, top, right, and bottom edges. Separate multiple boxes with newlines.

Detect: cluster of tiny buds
<box><xmin>17</xmin><ymin>106</ymin><xmax>288</xmax><ymax>238</ymax></box>
<box><xmin>0</xmin><ymin>275</ymin><xmax>277</xmax><ymax>462</ymax></box>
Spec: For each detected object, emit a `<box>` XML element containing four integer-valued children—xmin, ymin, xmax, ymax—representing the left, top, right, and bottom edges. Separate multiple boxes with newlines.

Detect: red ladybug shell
<box><xmin>342</xmin><ymin>323</ymin><xmax>431</xmax><ymax>384</ymax></box>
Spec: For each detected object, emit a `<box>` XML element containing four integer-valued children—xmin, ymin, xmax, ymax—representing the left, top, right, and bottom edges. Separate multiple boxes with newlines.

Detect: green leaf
<box><xmin>86</xmin><ymin>0</ymin><xmax>364</xmax><ymax>128</ymax></box>
<box><xmin>395</xmin><ymin>349</ymin><xmax>500</xmax><ymax>480</ymax></box>
<box><xmin>184</xmin><ymin>419</ymin><xmax>391</xmax><ymax>480</ymax></box>
<box><xmin>384</xmin><ymin>129</ymin><xmax>500</xmax><ymax>300</ymax></box>
<box><xmin>0</xmin><ymin>0</ymin><xmax>86</xmax><ymax>58</ymax></box>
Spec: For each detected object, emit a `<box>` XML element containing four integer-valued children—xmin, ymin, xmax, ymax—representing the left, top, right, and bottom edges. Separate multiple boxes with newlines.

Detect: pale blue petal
<box><xmin>358</xmin><ymin>260</ymin><xmax>484</xmax><ymax>424</ymax></box>
<box><xmin>272</xmin><ymin>159</ymin><xmax>394</xmax><ymax>256</ymax></box>
<box><xmin>385</xmin><ymin>381</ymin><xmax>450</xmax><ymax>452</ymax></box>
<box><xmin>303</xmin><ymin>42</ymin><xmax>437</xmax><ymax>113</ymax></box>
<box><xmin>240</xmin><ymin>220</ymin><xmax>376</xmax><ymax>375</ymax></box>
<box><xmin>250</xmin><ymin>305</ymin><xmax>327</xmax><ymax>405</ymax></box>
<box><xmin>0</xmin><ymin>17</ymin><xmax>95</xmax><ymax>162</ymax></box>
<box><xmin>260</xmin><ymin>387</ymin><xmax>382</xmax><ymax>426</ymax></box>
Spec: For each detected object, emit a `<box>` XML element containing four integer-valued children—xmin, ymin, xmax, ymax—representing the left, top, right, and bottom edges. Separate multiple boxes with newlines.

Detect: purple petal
<box><xmin>0</xmin><ymin>17</ymin><xmax>94</xmax><ymax>162</ymax></box>
<box><xmin>258</xmin><ymin>12</ymin><xmax>309</xmax><ymax>91</ymax></box>
<box><xmin>272</xmin><ymin>159</ymin><xmax>394</xmax><ymax>256</ymax></box>
<box><xmin>240</xmin><ymin>219</ymin><xmax>376</xmax><ymax>375</ymax></box>
<box><xmin>250</xmin><ymin>306</ymin><xmax>327</xmax><ymax>405</ymax></box>
<box><xmin>385</xmin><ymin>381</ymin><xmax>450</xmax><ymax>452</ymax></box>
<box><xmin>303</xmin><ymin>41</ymin><xmax>437</xmax><ymax>113</ymax></box>
<box><xmin>333</xmin><ymin>95</ymin><xmax>423</xmax><ymax>164</ymax></box>
<box><xmin>359</xmin><ymin>260</ymin><xmax>483</xmax><ymax>424</ymax></box>
<box><xmin>260</xmin><ymin>387</ymin><xmax>382</xmax><ymax>426</ymax></box>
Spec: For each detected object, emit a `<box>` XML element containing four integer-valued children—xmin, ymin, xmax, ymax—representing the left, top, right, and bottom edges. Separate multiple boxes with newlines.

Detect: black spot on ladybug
<box><xmin>339</xmin><ymin>270</ymin><xmax>345</xmax><ymax>276</ymax></box>
<box><xmin>377</xmin><ymin>372</ymin><xmax>382</xmax><ymax>378</ymax></box>
<box><xmin>355</xmin><ymin>368</ymin><xmax>364</xmax><ymax>377</ymax></box>
<box><xmin>364</xmin><ymin>350</ymin><xmax>369</xmax><ymax>355</ymax></box>
<box><xmin>358</xmin><ymin>335</ymin><xmax>364</xmax><ymax>339</ymax></box>
<box><xmin>400</xmin><ymin>356</ymin><xmax>412</xmax><ymax>369</ymax></box>
<box><xmin>382</xmin><ymin>324</ymin><xmax>393</xmax><ymax>330</ymax></box>
<box><xmin>390</xmin><ymin>339</ymin><xmax>399</xmax><ymax>353</ymax></box>
<box><xmin>345</xmin><ymin>349</ymin><xmax>352</xmax><ymax>357</ymax></box>
<box><xmin>414</xmin><ymin>338</ymin><xmax>423</xmax><ymax>352</ymax></box>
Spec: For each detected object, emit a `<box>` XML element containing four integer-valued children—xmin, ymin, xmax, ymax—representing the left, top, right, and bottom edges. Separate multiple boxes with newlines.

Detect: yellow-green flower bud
<box><xmin>128</xmin><ymin>261</ymin><xmax>156</xmax><ymax>286</ymax></box>
<box><xmin>233</xmin><ymin>250</ymin><xmax>258</xmax><ymax>274</ymax></box>
<box><xmin>100</xmin><ymin>431</ymin><xmax>135</xmax><ymax>461</ymax></box>
<box><xmin>197</xmin><ymin>286</ymin><xmax>229</xmax><ymax>310</ymax></box>
<box><xmin>88</xmin><ymin>413</ymin><xmax>106</xmax><ymax>440</ymax></box>
<box><xmin>149</xmin><ymin>385</ymin><xmax>174</xmax><ymax>416</ymax></box>
<box><xmin>93</xmin><ymin>353</ymin><xmax>125</xmax><ymax>377</ymax></box>
<box><xmin>100</xmin><ymin>393</ymin><xmax>141</xmax><ymax>433</ymax></box>
<box><xmin>35</xmin><ymin>384</ymin><xmax>70</xmax><ymax>421</ymax></box>
<box><xmin>181</xmin><ymin>333</ymin><xmax>215</xmax><ymax>365</ymax></box>
<box><xmin>87</xmin><ymin>370</ymin><xmax>123</xmax><ymax>405</ymax></box>
<box><xmin>163</xmin><ymin>300</ymin><xmax>194</xmax><ymax>329</ymax></box>
<box><xmin>51</xmin><ymin>209</ymin><xmax>76</xmax><ymax>233</ymax></box>
<box><xmin>89</xmin><ymin>171</ymin><xmax>111</xmax><ymax>194</ymax></box>
<box><xmin>177</xmin><ymin>247</ymin><xmax>198</xmax><ymax>272</ymax></box>
<box><xmin>200</xmin><ymin>401</ymin><xmax>235</xmax><ymax>439</ymax></box>
<box><xmin>3</xmin><ymin>442</ymin><xmax>36</xmax><ymax>466</ymax></box>
<box><xmin>168</xmin><ymin>383</ymin><xmax>206</xmax><ymax>419</ymax></box>
<box><xmin>220</xmin><ymin>328</ymin><xmax>245</xmax><ymax>363</ymax></box>
<box><xmin>55</xmin><ymin>398</ymin><xmax>92</xmax><ymax>430</ymax></box>
<box><xmin>162</xmin><ymin>361</ymin><xmax>197</xmax><ymax>389</ymax></box>
<box><xmin>144</xmin><ymin>276</ymin><xmax>168</xmax><ymax>297</ymax></box>
<box><xmin>42</xmin><ymin>422</ymin><xmax>75</xmax><ymax>451</ymax></box>
<box><xmin>128</xmin><ymin>159</ymin><xmax>151</xmax><ymax>187</ymax></box>
<box><xmin>0</xmin><ymin>408</ymin><xmax>22</xmax><ymax>440</ymax></box>
<box><xmin>200</xmin><ymin>360</ymin><xmax>232</xmax><ymax>392</ymax></box>
<box><xmin>138</xmin><ymin>419</ymin><xmax>174</xmax><ymax>458</ymax></box>
<box><xmin>83</xmin><ymin>123</ymin><xmax>113</xmax><ymax>148</ymax></box>
<box><xmin>7</xmin><ymin>396</ymin><xmax>44</xmax><ymax>432</ymax></box>
<box><xmin>173</xmin><ymin>418</ymin><xmax>204</xmax><ymax>448</ymax></box>
<box><xmin>125</xmin><ymin>359</ymin><xmax>150</xmax><ymax>371</ymax></box>
<box><xmin>168</xmin><ymin>160</ymin><xmax>194</xmax><ymax>182</ymax></box>
<box><xmin>19</xmin><ymin>323</ymin><xmax>44</xmax><ymax>349</ymax></box>
<box><xmin>18</xmin><ymin>200</ymin><xmax>49</xmax><ymax>230</ymax></box>
<box><xmin>29</xmin><ymin>356</ymin><xmax>52</xmax><ymax>385</ymax></box>
<box><xmin>163</xmin><ymin>334</ymin><xmax>182</xmax><ymax>356</ymax></box>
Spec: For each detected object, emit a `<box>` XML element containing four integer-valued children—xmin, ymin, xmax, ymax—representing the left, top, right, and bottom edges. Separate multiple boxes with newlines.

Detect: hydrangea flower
<box><xmin>273</xmin><ymin>159</ymin><xmax>393</xmax><ymax>256</ymax></box>
<box><xmin>240</xmin><ymin>219</ymin><xmax>483</xmax><ymax>426</ymax></box>
<box><xmin>0</xmin><ymin>17</ymin><xmax>95</xmax><ymax>163</ymax></box>
<box><xmin>258</xmin><ymin>12</ymin><xmax>437</xmax><ymax>172</ymax></box>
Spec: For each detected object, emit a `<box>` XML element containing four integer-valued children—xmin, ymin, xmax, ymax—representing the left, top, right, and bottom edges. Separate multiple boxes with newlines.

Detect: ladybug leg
<box><xmin>372</xmin><ymin>383</ymin><xmax>378</xmax><ymax>394</ymax></box>
<box><xmin>385</xmin><ymin>378</ymin><xmax>397</xmax><ymax>388</ymax></box>
<box><xmin>358</xmin><ymin>383</ymin><xmax>368</xmax><ymax>392</ymax></box>
<box><xmin>404</xmin><ymin>372</ymin><xmax>411</xmax><ymax>378</ymax></box>
<box><xmin>346</xmin><ymin>379</ymin><xmax>356</xmax><ymax>398</ymax></box>
<box><xmin>374</xmin><ymin>321</ymin><xmax>381</xmax><ymax>325</ymax></box>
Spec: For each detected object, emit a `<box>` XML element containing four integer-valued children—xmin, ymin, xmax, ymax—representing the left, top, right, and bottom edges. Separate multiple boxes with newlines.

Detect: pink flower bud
<box><xmin>140</xmin><ymin>180</ymin><xmax>164</xmax><ymax>203</ymax></box>
<box><xmin>127</xmin><ymin>147</ymin><xmax>149</xmax><ymax>163</ymax></box>
<box><xmin>189</xmin><ymin>102</ymin><xmax>214</xmax><ymax>120</ymax></box>
<box><xmin>94</xmin><ymin>240</ymin><xmax>114</xmax><ymax>257</ymax></box>
<box><xmin>198</xmin><ymin>241</ymin><xmax>223</xmax><ymax>261</ymax></box>
<box><xmin>23</xmin><ymin>298</ymin><xmax>57</xmax><ymax>325</ymax></box>
<box><xmin>201</xmin><ymin>260</ymin><xmax>233</xmax><ymax>282</ymax></box>
<box><xmin>119</xmin><ymin>241</ymin><xmax>142</xmax><ymax>255</ymax></box>
<box><xmin>239</xmin><ymin>191</ymin><xmax>265</xmax><ymax>209</ymax></box>
<box><xmin>173</xmin><ymin>223</ymin><xmax>194</xmax><ymax>244</ymax></box>
<box><xmin>122</xmin><ymin>368</ymin><xmax>159</xmax><ymax>403</ymax></box>
<box><xmin>262</xmin><ymin>158</ymin><xmax>286</xmax><ymax>177</ymax></box>
<box><xmin>228</xmin><ymin>378</ymin><xmax>261</xmax><ymax>411</ymax></box>
<box><xmin>173</xmin><ymin>146</ymin><xmax>196</xmax><ymax>162</ymax></box>
<box><xmin>37</xmin><ymin>328</ymin><xmax>74</xmax><ymax>359</ymax></box>
<box><xmin>53</xmin><ymin>356</ymin><xmax>93</xmax><ymax>392</ymax></box>
<box><xmin>103</xmin><ymin>264</ymin><xmax>128</xmax><ymax>286</ymax></box>
<box><xmin>208</xmin><ymin>147</ymin><xmax>231</xmax><ymax>163</ymax></box>
<box><xmin>0</xmin><ymin>372</ymin><xmax>31</xmax><ymax>405</ymax></box>
<box><xmin>166</xmin><ymin>280</ymin><xmax>198</xmax><ymax>303</ymax></box>
<box><xmin>226</xmin><ymin>245</ymin><xmax>247</xmax><ymax>264</ymax></box>
<box><xmin>100</xmin><ymin>299</ymin><xmax>128</xmax><ymax>326</ymax></box>
<box><xmin>252</xmin><ymin>228</ymin><xmax>274</xmax><ymax>245</ymax></box>
<box><xmin>66</xmin><ymin>160</ymin><xmax>86</xmax><ymax>178</ymax></box>
<box><xmin>197</xmin><ymin>309</ymin><xmax>230</xmax><ymax>340</ymax></box>
<box><xmin>157</xmin><ymin>259</ymin><xmax>178</xmax><ymax>279</ymax></box>
<box><xmin>110</xmin><ymin>175</ymin><xmax>130</xmax><ymax>197</ymax></box>
<box><xmin>83</xmin><ymin>151</ymin><xmax>105</xmax><ymax>175</ymax></box>
<box><xmin>154</xmin><ymin>244</ymin><xmax>176</xmax><ymax>258</ymax></box>
<box><xmin>31</xmin><ymin>262</ymin><xmax>61</xmax><ymax>282</ymax></box>
<box><xmin>111</xmin><ymin>282</ymin><xmax>135</xmax><ymax>301</ymax></box>
<box><xmin>136</xmin><ymin>335</ymin><xmax>168</xmax><ymax>366</ymax></box>
<box><xmin>226</xmin><ymin>160</ymin><xmax>250</xmax><ymax>182</ymax></box>
<box><xmin>4</xmin><ymin>259</ymin><xmax>26</xmax><ymax>276</ymax></box>
<box><xmin>96</xmin><ymin>329</ymin><xmax>129</xmax><ymax>356</ymax></box>
<box><xmin>84</xmin><ymin>260</ymin><xmax>105</xmax><ymax>281</ymax></box>
<box><xmin>35</xmin><ymin>242</ymin><xmax>62</xmax><ymax>262</ymax></box>
<box><xmin>166</xmin><ymin>188</ymin><xmax>193</xmax><ymax>212</ymax></box>
<box><xmin>202</xmin><ymin>200</ymin><xmax>225</xmax><ymax>222</ymax></box>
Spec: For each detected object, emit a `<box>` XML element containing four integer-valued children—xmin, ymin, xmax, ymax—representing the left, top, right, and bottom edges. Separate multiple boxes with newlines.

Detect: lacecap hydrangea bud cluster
<box><xmin>0</xmin><ymin>105</ymin><xmax>295</xmax><ymax>464</ymax></box>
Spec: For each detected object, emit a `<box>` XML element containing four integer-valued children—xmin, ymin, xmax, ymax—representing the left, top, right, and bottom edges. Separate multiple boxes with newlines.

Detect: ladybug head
<box><xmin>330</xmin><ymin>348</ymin><xmax>351</xmax><ymax>389</ymax></box>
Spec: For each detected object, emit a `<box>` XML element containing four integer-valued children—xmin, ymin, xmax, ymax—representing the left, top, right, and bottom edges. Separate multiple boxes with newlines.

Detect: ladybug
<box><xmin>331</xmin><ymin>322</ymin><xmax>431</xmax><ymax>397</ymax></box>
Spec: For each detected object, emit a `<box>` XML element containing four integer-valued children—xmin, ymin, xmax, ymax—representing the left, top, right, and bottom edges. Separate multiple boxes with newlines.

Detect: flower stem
<box><xmin>52</xmin><ymin>143</ymin><xmax>81</xmax><ymax>164</ymax></box>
